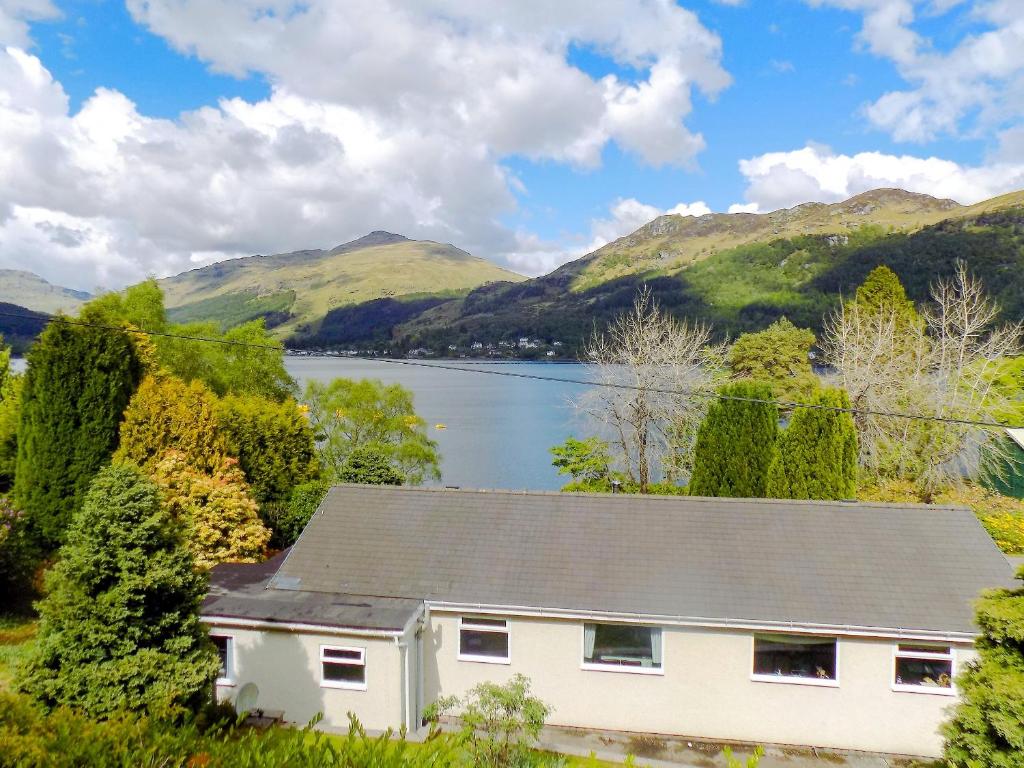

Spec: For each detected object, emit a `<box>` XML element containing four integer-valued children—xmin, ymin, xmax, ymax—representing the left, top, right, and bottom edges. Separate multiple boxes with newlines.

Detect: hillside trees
<box><xmin>18</xmin><ymin>464</ymin><xmax>218</xmax><ymax>717</ymax></box>
<box><xmin>579</xmin><ymin>288</ymin><xmax>726</xmax><ymax>491</ymax></box>
<box><xmin>304</xmin><ymin>377</ymin><xmax>439</xmax><ymax>484</ymax></box>
<box><xmin>824</xmin><ymin>263</ymin><xmax>1021</xmax><ymax>489</ymax></box>
<box><xmin>728</xmin><ymin>317</ymin><xmax>819</xmax><ymax>405</ymax></box>
<box><xmin>14</xmin><ymin>314</ymin><xmax>143</xmax><ymax>549</ymax></box>
<box><xmin>689</xmin><ymin>381</ymin><xmax>779</xmax><ymax>498</ymax></box>
<box><xmin>767</xmin><ymin>388</ymin><xmax>858</xmax><ymax>500</ymax></box>
<box><xmin>942</xmin><ymin>566</ymin><xmax>1024</xmax><ymax>767</ymax></box>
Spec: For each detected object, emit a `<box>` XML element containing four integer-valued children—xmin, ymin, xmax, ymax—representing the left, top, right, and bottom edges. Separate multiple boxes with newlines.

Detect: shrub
<box><xmin>0</xmin><ymin>497</ymin><xmax>38</xmax><ymax>612</ymax></box>
<box><xmin>427</xmin><ymin>673</ymin><xmax>552</xmax><ymax>768</ymax></box>
<box><xmin>150</xmin><ymin>451</ymin><xmax>271</xmax><ymax>569</ymax></box>
<box><xmin>18</xmin><ymin>464</ymin><xmax>219</xmax><ymax>718</ymax></box>
<box><xmin>260</xmin><ymin>480</ymin><xmax>330</xmax><ymax>549</ymax></box>
<box><xmin>337</xmin><ymin>446</ymin><xmax>403</xmax><ymax>486</ymax></box>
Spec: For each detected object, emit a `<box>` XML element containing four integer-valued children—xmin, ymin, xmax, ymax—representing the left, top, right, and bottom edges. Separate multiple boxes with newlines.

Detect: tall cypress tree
<box><xmin>943</xmin><ymin>567</ymin><xmax>1024</xmax><ymax>767</ymax></box>
<box><xmin>689</xmin><ymin>381</ymin><xmax>778</xmax><ymax>498</ymax></box>
<box><xmin>14</xmin><ymin>314</ymin><xmax>142</xmax><ymax>549</ymax></box>
<box><xmin>766</xmin><ymin>388</ymin><xmax>858</xmax><ymax>500</ymax></box>
<box><xmin>18</xmin><ymin>464</ymin><xmax>218</xmax><ymax>717</ymax></box>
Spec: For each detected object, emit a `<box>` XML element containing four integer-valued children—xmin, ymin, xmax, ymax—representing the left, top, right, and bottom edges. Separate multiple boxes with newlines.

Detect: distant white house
<box><xmin>203</xmin><ymin>486</ymin><xmax>1014</xmax><ymax>758</ymax></box>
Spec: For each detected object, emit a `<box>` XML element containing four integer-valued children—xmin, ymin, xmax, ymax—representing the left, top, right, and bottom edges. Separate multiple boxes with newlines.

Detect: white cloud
<box><xmin>0</xmin><ymin>1</ymin><xmax>730</xmax><ymax>290</ymax></box>
<box><xmin>728</xmin><ymin>202</ymin><xmax>760</xmax><ymax>213</ymax></box>
<box><xmin>734</xmin><ymin>144</ymin><xmax>1024</xmax><ymax>211</ymax></box>
<box><xmin>809</xmin><ymin>0</ymin><xmax>1024</xmax><ymax>143</ymax></box>
<box><xmin>0</xmin><ymin>0</ymin><xmax>57</xmax><ymax>47</ymax></box>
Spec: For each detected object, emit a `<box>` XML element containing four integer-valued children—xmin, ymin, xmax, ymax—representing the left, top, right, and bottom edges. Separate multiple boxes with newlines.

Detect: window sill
<box><xmin>321</xmin><ymin>681</ymin><xmax>367</xmax><ymax>692</ymax></box>
<box><xmin>458</xmin><ymin>654</ymin><xmax>511</xmax><ymax>665</ymax></box>
<box><xmin>581</xmin><ymin>663</ymin><xmax>664</xmax><ymax>676</ymax></box>
<box><xmin>216</xmin><ymin>678</ymin><xmax>236</xmax><ymax>688</ymax></box>
<box><xmin>750</xmin><ymin>674</ymin><xmax>839</xmax><ymax>688</ymax></box>
<box><xmin>891</xmin><ymin>684</ymin><xmax>956</xmax><ymax>696</ymax></box>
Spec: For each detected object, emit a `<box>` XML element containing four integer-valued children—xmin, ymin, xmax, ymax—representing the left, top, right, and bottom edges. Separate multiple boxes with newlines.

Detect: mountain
<box><xmin>0</xmin><ymin>302</ymin><xmax>50</xmax><ymax>353</ymax></box>
<box><xmin>292</xmin><ymin>188</ymin><xmax>1024</xmax><ymax>351</ymax></box>
<box><xmin>160</xmin><ymin>231</ymin><xmax>524</xmax><ymax>335</ymax></box>
<box><xmin>0</xmin><ymin>269</ymin><xmax>91</xmax><ymax>314</ymax></box>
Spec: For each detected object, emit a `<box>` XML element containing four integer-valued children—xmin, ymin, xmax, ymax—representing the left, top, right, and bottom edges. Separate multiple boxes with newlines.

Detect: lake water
<box><xmin>287</xmin><ymin>358</ymin><xmax>595</xmax><ymax>490</ymax></box>
<box><xmin>7</xmin><ymin>355</ymin><xmax>595</xmax><ymax>489</ymax></box>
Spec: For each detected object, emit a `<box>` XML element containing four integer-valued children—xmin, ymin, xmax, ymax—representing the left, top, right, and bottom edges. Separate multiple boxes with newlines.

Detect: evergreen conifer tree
<box><xmin>943</xmin><ymin>567</ymin><xmax>1024</xmax><ymax>767</ymax></box>
<box><xmin>18</xmin><ymin>464</ymin><xmax>218</xmax><ymax>717</ymax></box>
<box><xmin>688</xmin><ymin>381</ymin><xmax>778</xmax><ymax>498</ymax></box>
<box><xmin>14</xmin><ymin>316</ymin><xmax>142</xmax><ymax>549</ymax></box>
<box><xmin>766</xmin><ymin>388</ymin><xmax>858</xmax><ymax>500</ymax></box>
<box><xmin>337</xmin><ymin>446</ymin><xmax>403</xmax><ymax>486</ymax></box>
<box><xmin>114</xmin><ymin>373</ymin><xmax>228</xmax><ymax>475</ymax></box>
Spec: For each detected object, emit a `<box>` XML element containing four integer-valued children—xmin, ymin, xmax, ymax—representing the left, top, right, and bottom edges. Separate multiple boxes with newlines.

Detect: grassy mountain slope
<box><xmin>0</xmin><ymin>270</ymin><xmax>91</xmax><ymax>315</ymax></box>
<box><xmin>566</xmin><ymin>189</ymin><xmax>964</xmax><ymax>291</ymax></box>
<box><xmin>161</xmin><ymin>231</ymin><xmax>524</xmax><ymax>334</ymax></box>
<box><xmin>298</xmin><ymin>189</ymin><xmax>1024</xmax><ymax>352</ymax></box>
<box><xmin>0</xmin><ymin>302</ymin><xmax>50</xmax><ymax>353</ymax></box>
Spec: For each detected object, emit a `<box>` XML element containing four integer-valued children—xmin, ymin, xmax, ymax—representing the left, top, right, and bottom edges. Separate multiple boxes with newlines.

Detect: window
<box><xmin>320</xmin><ymin>646</ymin><xmax>366</xmax><ymax>690</ymax></box>
<box><xmin>458</xmin><ymin>617</ymin><xmax>510</xmax><ymax>663</ymax></box>
<box><xmin>211</xmin><ymin>634</ymin><xmax>233</xmax><ymax>685</ymax></box>
<box><xmin>753</xmin><ymin>634</ymin><xmax>837</xmax><ymax>684</ymax></box>
<box><xmin>894</xmin><ymin>644</ymin><xmax>954</xmax><ymax>693</ymax></box>
<box><xmin>582</xmin><ymin>623</ymin><xmax>663</xmax><ymax>673</ymax></box>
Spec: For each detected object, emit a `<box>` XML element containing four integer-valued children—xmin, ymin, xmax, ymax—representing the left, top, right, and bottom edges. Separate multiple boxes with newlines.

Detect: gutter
<box><xmin>201</xmin><ymin>615</ymin><xmax>404</xmax><ymax>639</ymax></box>
<box><xmin>426</xmin><ymin>601</ymin><xmax>976</xmax><ymax>644</ymax></box>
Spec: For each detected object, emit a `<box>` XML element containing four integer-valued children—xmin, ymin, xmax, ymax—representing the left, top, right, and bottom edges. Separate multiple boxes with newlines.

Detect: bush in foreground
<box><xmin>18</xmin><ymin>465</ymin><xmax>218</xmax><ymax>718</ymax></box>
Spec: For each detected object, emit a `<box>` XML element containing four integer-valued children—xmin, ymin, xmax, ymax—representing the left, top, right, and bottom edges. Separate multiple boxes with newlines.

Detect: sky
<box><xmin>1</xmin><ymin>0</ymin><xmax>1024</xmax><ymax>292</ymax></box>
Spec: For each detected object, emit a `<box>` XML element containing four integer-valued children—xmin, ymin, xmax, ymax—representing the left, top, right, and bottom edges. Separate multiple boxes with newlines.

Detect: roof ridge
<box><xmin>325</xmin><ymin>483</ymin><xmax>973</xmax><ymax>513</ymax></box>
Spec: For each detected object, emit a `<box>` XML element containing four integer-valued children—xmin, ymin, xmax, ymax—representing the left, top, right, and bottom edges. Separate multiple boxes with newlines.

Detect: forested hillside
<box><xmin>296</xmin><ymin>202</ymin><xmax>1024</xmax><ymax>351</ymax></box>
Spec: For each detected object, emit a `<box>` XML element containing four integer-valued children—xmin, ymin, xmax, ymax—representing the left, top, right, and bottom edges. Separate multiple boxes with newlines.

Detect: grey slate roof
<box><xmin>257</xmin><ymin>484</ymin><xmax>1016</xmax><ymax>636</ymax></box>
<box><xmin>203</xmin><ymin>548</ymin><xmax>421</xmax><ymax>632</ymax></box>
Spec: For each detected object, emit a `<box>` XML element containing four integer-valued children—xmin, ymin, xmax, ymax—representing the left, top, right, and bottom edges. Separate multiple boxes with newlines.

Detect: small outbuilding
<box><xmin>203</xmin><ymin>485</ymin><xmax>1016</xmax><ymax>758</ymax></box>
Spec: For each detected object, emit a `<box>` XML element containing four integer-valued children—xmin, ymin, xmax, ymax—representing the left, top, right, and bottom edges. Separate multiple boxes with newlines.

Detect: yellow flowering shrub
<box><xmin>859</xmin><ymin>480</ymin><xmax>1024</xmax><ymax>554</ymax></box>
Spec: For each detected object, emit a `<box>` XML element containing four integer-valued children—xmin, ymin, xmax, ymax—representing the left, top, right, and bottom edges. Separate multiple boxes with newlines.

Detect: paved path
<box><xmin>534</xmin><ymin>725</ymin><xmax>939</xmax><ymax>768</ymax></box>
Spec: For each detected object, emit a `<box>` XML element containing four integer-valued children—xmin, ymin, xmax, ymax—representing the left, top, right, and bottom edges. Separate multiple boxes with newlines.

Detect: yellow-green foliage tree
<box><xmin>114</xmin><ymin>373</ymin><xmax>228</xmax><ymax>474</ymax></box>
<box><xmin>150</xmin><ymin>451</ymin><xmax>270</xmax><ymax>569</ymax></box>
<box><xmin>215</xmin><ymin>394</ymin><xmax>319</xmax><ymax>504</ymax></box>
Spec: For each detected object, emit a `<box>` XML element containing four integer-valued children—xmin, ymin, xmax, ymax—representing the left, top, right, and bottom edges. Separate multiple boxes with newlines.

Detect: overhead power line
<box><xmin>1</xmin><ymin>309</ymin><xmax>1021</xmax><ymax>431</ymax></box>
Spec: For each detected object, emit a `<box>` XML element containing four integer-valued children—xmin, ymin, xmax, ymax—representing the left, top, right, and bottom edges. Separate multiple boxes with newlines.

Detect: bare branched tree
<box><xmin>576</xmin><ymin>287</ymin><xmax>726</xmax><ymax>490</ymax></box>
<box><xmin>823</xmin><ymin>262</ymin><xmax>1022</xmax><ymax>489</ymax></box>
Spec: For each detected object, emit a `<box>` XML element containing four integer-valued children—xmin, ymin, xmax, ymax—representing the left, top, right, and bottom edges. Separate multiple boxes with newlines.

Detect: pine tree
<box><xmin>766</xmin><ymin>388</ymin><xmax>858</xmax><ymax>500</ymax></box>
<box><xmin>150</xmin><ymin>451</ymin><xmax>270</xmax><ymax>569</ymax></box>
<box><xmin>688</xmin><ymin>381</ymin><xmax>778</xmax><ymax>498</ymax></box>
<box><xmin>14</xmin><ymin>315</ymin><xmax>143</xmax><ymax>549</ymax></box>
<box><xmin>113</xmin><ymin>373</ymin><xmax>228</xmax><ymax>475</ymax></box>
<box><xmin>728</xmin><ymin>317</ymin><xmax>819</xmax><ymax>405</ymax></box>
<box><xmin>853</xmin><ymin>264</ymin><xmax>921</xmax><ymax>328</ymax></box>
<box><xmin>18</xmin><ymin>464</ymin><xmax>218</xmax><ymax>717</ymax></box>
<box><xmin>943</xmin><ymin>567</ymin><xmax>1024</xmax><ymax>767</ymax></box>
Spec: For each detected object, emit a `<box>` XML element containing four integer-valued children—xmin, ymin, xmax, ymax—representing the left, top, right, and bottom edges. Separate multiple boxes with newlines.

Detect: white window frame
<box><xmin>319</xmin><ymin>645</ymin><xmax>367</xmax><ymax>691</ymax></box>
<box><xmin>457</xmin><ymin>617</ymin><xmax>511</xmax><ymax>664</ymax></box>
<box><xmin>580</xmin><ymin>623</ymin><xmax>665</xmax><ymax>676</ymax></box>
<box><xmin>750</xmin><ymin>633</ymin><xmax>840</xmax><ymax>688</ymax></box>
<box><xmin>211</xmin><ymin>633</ymin><xmax>235</xmax><ymax>687</ymax></box>
<box><xmin>892</xmin><ymin>643</ymin><xmax>957</xmax><ymax>696</ymax></box>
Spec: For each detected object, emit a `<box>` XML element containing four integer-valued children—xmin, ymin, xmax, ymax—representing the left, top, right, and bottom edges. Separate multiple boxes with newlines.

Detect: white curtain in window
<box><xmin>650</xmin><ymin>629</ymin><xmax>662</xmax><ymax>666</ymax></box>
<box><xmin>583</xmin><ymin>624</ymin><xmax>596</xmax><ymax>659</ymax></box>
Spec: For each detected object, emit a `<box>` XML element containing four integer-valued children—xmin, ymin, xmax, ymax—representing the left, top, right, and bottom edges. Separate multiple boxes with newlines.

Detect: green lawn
<box><xmin>0</xmin><ymin>614</ymin><xmax>37</xmax><ymax>691</ymax></box>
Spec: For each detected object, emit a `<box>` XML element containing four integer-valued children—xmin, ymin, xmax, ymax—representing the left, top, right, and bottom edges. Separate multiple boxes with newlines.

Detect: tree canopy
<box><xmin>943</xmin><ymin>566</ymin><xmax>1024</xmax><ymax>767</ymax></box>
<box><xmin>767</xmin><ymin>388</ymin><xmax>858</xmax><ymax>500</ymax></box>
<box><xmin>150</xmin><ymin>451</ymin><xmax>270</xmax><ymax>570</ymax></box>
<box><xmin>728</xmin><ymin>317</ymin><xmax>818</xmax><ymax>405</ymax></box>
<box><xmin>337</xmin><ymin>446</ymin><xmax>403</xmax><ymax>486</ymax></box>
<box><xmin>688</xmin><ymin>381</ymin><xmax>778</xmax><ymax>498</ymax></box>
<box><xmin>304</xmin><ymin>377</ymin><xmax>440</xmax><ymax>485</ymax></box>
<box><xmin>114</xmin><ymin>373</ymin><xmax>228</xmax><ymax>475</ymax></box>
<box><xmin>18</xmin><ymin>464</ymin><xmax>218</xmax><ymax>717</ymax></box>
<box><xmin>14</xmin><ymin>317</ymin><xmax>143</xmax><ymax>549</ymax></box>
